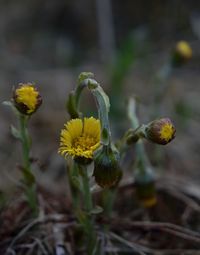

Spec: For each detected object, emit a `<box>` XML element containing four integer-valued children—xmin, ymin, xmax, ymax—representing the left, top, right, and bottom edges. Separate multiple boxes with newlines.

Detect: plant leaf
<box><xmin>90</xmin><ymin>205</ymin><xmax>103</xmax><ymax>215</ymax></box>
<box><xmin>10</xmin><ymin>125</ymin><xmax>21</xmax><ymax>140</ymax></box>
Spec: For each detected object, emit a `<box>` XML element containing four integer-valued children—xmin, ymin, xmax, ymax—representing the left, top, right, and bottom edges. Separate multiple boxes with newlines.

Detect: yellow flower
<box><xmin>176</xmin><ymin>41</ymin><xmax>192</xmax><ymax>60</ymax></box>
<box><xmin>58</xmin><ymin>117</ymin><xmax>101</xmax><ymax>160</ymax></box>
<box><xmin>159</xmin><ymin>122</ymin><xmax>175</xmax><ymax>143</ymax></box>
<box><xmin>13</xmin><ymin>83</ymin><xmax>42</xmax><ymax>115</ymax></box>
<box><xmin>145</xmin><ymin>118</ymin><xmax>176</xmax><ymax>145</ymax></box>
<box><xmin>135</xmin><ymin>180</ymin><xmax>157</xmax><ymax>208</ymax></box>
<box><xmin>172</xmin><ymin>41</ymin><xmax>192</xmax><ymax>66</ymax></box>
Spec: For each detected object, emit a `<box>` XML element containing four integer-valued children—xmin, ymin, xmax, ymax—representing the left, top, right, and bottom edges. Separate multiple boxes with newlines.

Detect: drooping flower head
<box><xmin>145</xmin><ymin>118</ymin><xmax>176</xmax><ymax>145</ymax></box>
<box><xmin>58</xmin><ymin>117</ymin><xmax>101</xmax><ymax>162</ymax></box>
<box><xmin>93</xmin><ymin>145</ymin><xmax>122</xmax><ymax>188</ymax></box>
<box><xmin>13</xmin><ymin>83</ymin><xmax>42</xmax><ymax>115</ymax></box>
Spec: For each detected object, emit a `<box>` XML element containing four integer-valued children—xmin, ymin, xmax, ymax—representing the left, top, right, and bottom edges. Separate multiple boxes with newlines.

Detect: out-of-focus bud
<box><xmin>172</xmin><ymin>41</ymin><xmax>192</xmax><ymax>66</ymax></box>
<box><xmin>93</xmin><ymin>145</ymin><xmax>122</xmax><ymax>188</ymax></box>
<box><xmin>13</xmin><ymin>83</ymin><xmax>42</xmax><ymax>115</ymax></box>
<box><xmin>135</xmin><ymin>166</ymin><xmax>157</xmax><ymax>208</ymax></box>
<box><xmin>135</xmin><ymin>179</ymin><xmax>157</xmax><ymax>208</ymax></box>
<box><xmin>144</xmin><ymin>118</ymin><xmax>176</xmax><ymax>145</ymax></box>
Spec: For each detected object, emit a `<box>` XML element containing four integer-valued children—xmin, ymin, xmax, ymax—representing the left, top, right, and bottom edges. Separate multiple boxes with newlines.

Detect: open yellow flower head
<box><xmin>58</xmin><ymin>117</ymin><xmax>101</xmax><ymax>161</ymax></box>
<box><xmin>13</xmin><ymin>83</ymin><xmax>42</xmax><ymax>115</ymax></box>
<box><xmin>145</xmin><ymin>118</ymin><xmax>176</xmax><ymax>145</ymax></box>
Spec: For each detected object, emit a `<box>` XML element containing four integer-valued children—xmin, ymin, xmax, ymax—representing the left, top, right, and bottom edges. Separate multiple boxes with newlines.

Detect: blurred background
<box><xmin>1</xmin><ymin>0</ymin><xmax>200</xmax><ymax>194</ymax></box>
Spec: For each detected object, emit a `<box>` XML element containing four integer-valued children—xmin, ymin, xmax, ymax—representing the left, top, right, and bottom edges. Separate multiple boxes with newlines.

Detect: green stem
<box><xmin>78</xmin><ymin>164</ymin><xmax>98</xmax><ymax>255</ymax></box>
<box><xmin>19</xmin><ymin>114</ymin><xmax>31</xmax><ymax>171</ymax></box>
<box><xmin>19</xmin><ymin>114</ymin><xmax>38</xmax><ymax>215</ymax></box>
<box><xmin>67</xmin><ymin>161</ymin><xmax>80</xmax><ymax>213</ymax></box>
<box><xmin>79</xmin><ymin>165</ymin><xmax>93</xmax><ymax>213</ymax></box>
<box><xmin>87</xmin><ymin>79</ymin><xmax>111</xmax><ymax>146</ymax></box>
<box><xmin>128</xmin><ymin>98</ymin><xmax>152</xmax><ymax>175</ymax></box>
<box><xmin>135</xmin><ymin>140</ymin><xmax>151</xmax><ymax>176</ymax></box>
<box><xmin>102</xmin><ymin>188</ymin><xmax>116</xmax><ymax>218</ymax></box>
<box><xmin>152</xmin><ymin>62</ymin><xmax>172</xmax><ymax>118</ymax></box>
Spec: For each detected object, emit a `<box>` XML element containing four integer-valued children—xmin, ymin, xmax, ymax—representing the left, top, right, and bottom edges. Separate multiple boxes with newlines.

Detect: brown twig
<box><xmin>110</xmin><ymin>220</ymin><xmax>200</xmax><ymax>244</ymax></box>
<box><xmin>109</xmin><ymin>232</ymin><xmax>151</xmax><ymax>254</ymax></box>
<box><xmin>109</xmin><ymin>231</ymin><xmax>200</xmax><ymax>255</ymax></box>
<box><xmin>5</xmin><ymin>214</ymin><xmax>75</xmax><ymax>254</ymax></box>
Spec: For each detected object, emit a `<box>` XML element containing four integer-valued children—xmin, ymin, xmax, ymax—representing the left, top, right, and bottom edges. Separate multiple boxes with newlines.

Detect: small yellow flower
<box><xmin>135</xmin><ymin>180</ymin><xmax>157</xmax><ymax>208</ymax></box>
<box><xmin>172</xmin><ymin>41</ymin><xmax>192</xmax><ymax>66</ymax></box>
<box><xmin>13</xmin><ymin>83</ymin><xmax>42</xmax><ymax>115</ymax></box>
<box><xmin>176</xmin><ymin>41</ymin><xmax>192</xmax><ymax>60</ymax></box>
<box><xmin>58</xmin><ymin>117</ymin><xmax>101</xmax><ymax>160</ymax></box>
<box><xmin>145</xmin><ymin>118</ymin><xmax>176</xmax><ymax>145</ymax></box>
<box><xmin>142</xmin><ymin>196</ymin><xmax>157</xmax><ymax>208</ymax></box>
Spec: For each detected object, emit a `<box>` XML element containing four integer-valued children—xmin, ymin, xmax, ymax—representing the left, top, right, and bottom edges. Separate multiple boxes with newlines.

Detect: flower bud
<box><xmin>145</xmin><ymin>118</ymin><xmax>176</xmax><ymax>145</ymax></box>
<box><xmin>172</xmin><ymin>41</ymin><xmax>192</xmax><ymax>66</ymax></box>
<box><xmin>135</xmin><ymin>180</ymin><xmax>157</xmax><ymax>208</ymax></box>
<box><xmin>13</xmin><ymin>83</ymin><xmax>42</xmax><ymax>115</ymax></box>
<box><xmin>93</xmin><ymin>145</ymin><xmax>122</xmax><ymax>188</ymax></box>
<box><xmin>135</xmin><ymin>166</ymin><xmax>157</xmax><ymax>208</ymax></box>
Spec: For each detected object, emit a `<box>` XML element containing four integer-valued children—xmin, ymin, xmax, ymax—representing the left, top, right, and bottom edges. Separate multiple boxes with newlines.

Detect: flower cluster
<box><xmin>5</xmin><ymin>71</ymin><xmax>178</xmax><ymax>254</ymax></box>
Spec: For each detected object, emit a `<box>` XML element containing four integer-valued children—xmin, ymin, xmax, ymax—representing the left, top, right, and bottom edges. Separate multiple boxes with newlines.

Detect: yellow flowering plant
<box><xmin>3</xmin><ymin>83</ymin><xmax>42</xmax><ymax>215</ymax></box>
<box><xmin>57</xmin><ymin>72</ymin><xmax>177</xmax><ymax>253</ymax></box>
<box><xmin>2</xmin><ymin>71</ymin><xmax>178</xmax><ymax>254</ymax></box>
<box><xmin>58</xmin><ymin>72</ymin><xmax>124</xmax><ymax>254</ymax></box>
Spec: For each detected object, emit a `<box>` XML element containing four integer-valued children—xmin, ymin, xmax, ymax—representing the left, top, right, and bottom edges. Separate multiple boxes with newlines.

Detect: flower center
<box><xmin>160</xmin><ymin>124</ymin><xmax>174</xmax><ymax>142</ymax></box>
<box><xmin>73</xmin><ymin>135</ymin><xmax>97</xmax><ymax>151</ymax></box>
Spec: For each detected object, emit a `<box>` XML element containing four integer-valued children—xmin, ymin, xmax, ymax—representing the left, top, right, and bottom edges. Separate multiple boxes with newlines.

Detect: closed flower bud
<box><xmin>145</xmin><ymin>118</ymin><xmax>176</xmax><ymax>145</ymax></box>
<box><xmin>172</xmin><ymin>41</ymin><xmax>192</xmax><ymax>66</ymax></box>
<box><xmin>93</xmin><ymin>145</ymin><xmax>122</xmax><ymax>188</ymax></box>
<box><xmin>135</xmin><ymin>179</ymin><xmax>157</xmax><ymax>208</ymax></box>
<box><xmin>135</xmin><ymin>166</ymin><xmax>157</xmax><ymax>208</ymax></box>
<box><xmin>13</xmin><ymin>83</ymin><xmax>42</xmax><ymax>115</ymax></box>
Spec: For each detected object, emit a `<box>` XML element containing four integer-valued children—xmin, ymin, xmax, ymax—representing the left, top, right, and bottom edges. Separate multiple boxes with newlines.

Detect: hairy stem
<box><xmin>78</xmin><ymin>164</ymin><xmax>98</xmax><ymax>254</ymax></box>
<box><xmin>19</xmin><ymin>114</ymin><xmax>38</xmax><ymax>215</ymax></box>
